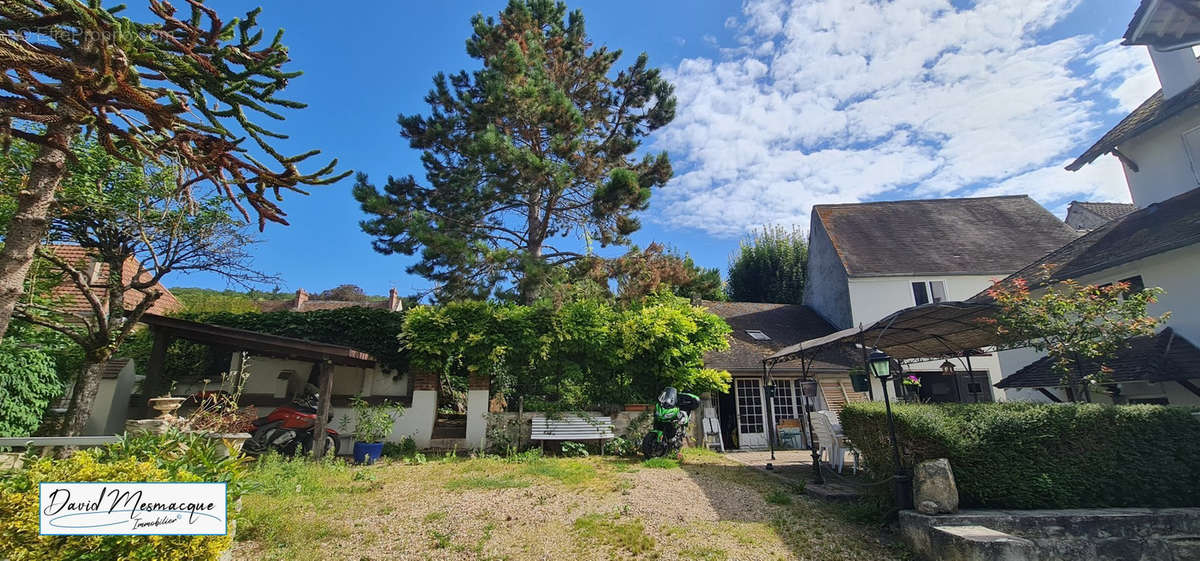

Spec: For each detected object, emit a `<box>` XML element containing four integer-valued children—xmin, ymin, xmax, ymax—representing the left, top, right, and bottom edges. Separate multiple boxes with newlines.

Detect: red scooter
<box><xmin>242</xmin><ymin>389</ymin><xmax>340</xmax><ymax>457</ymax></box>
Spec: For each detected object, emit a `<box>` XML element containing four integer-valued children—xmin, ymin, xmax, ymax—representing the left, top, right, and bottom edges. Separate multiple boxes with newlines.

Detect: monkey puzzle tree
<box><xmin>354</xmin><ymin>0</ymin><xmax>676</xmax><ymax>303</ymax></box>
<box><xmin>0</xmin><ymin>0</ymin><xmax>348</xmax><ymax>341</ymax></box>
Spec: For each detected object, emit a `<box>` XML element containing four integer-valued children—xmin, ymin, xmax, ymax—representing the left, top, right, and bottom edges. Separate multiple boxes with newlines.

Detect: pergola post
<box><xmin>141</xmin><ymin>327</ymin><xmax>173</xmax><ymax>416</ymax></box>
<box><xmin>796</xmin><ymin>353</ymin><xmax>823</xmax><ymax>484</ymax></box>
<box><xmin>311</xmin><ymin>360</ymin><xmax>335</xmax><ymax>460</ymax></box>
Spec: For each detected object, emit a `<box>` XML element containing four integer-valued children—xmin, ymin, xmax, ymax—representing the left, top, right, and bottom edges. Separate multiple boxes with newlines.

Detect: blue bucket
<box><xmin>353</xmin><ymin>441</ymin><xmax>384</xmax><ymax>465</ymax></box>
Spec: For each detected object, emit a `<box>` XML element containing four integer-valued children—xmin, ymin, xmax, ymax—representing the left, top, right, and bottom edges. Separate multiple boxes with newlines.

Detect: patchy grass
<box><xmin>233</xmin><ymin>450</ymin><xmax>910</xmax><ymax>561</ymax></box>
<box><xmin>765</xmin><ymin>489</ymin><xmax>794</xmax><ymax>505</ymax></box>
<box><xmin>445</xmin><ymin>473</ymin><xmax>532</xmax><ymax>490</ymax></box>
<box><xmin>641</xmin><ymin>457</ymin><xmax>680</xmax><ymax>469</ymax></box>
<box><xmin>572</xmin><ymin>513</ymin><xmax>657</xmax><ymax>557</ymax></box>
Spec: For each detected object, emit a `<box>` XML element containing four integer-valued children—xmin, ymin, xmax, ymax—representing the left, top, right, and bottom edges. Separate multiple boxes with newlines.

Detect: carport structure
<box><xmin>759</xmin><ymin>301</ymin><xmax>1000</xmax><ymax>480</ymax></box>
<box><xmin>138</xmin><ymin>313</ymin><xmax>376</xmax><ymax>460</ymax></box>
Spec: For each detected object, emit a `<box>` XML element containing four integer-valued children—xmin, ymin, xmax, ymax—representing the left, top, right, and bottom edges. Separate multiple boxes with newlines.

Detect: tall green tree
<box><xmin>354</xmin><ymin>0</ymin><xmax>676</xmax><ymax>302</ymax></box>
<box><xmin>0</xmin><ymin>0</ymin><xmax>347</xmax><ymax>342</ymax></box>
<box><xmin>726</xmin><ymin>226</ymin><xmax>808</xmax><ymax>304</ymax></box>
<box><xmin>10</xmin><ymin>142</ymin><xmax>270</xmax><ymax>435</ymax></box>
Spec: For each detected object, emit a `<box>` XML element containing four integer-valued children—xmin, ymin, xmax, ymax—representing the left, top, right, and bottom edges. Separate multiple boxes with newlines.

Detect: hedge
<box><xmin>840</xmin><ymin>401</ymin><xmax>1200</xmax><ymax>509</ymax></box>
<box><xmin>0</xmin><ymin>340</ymin><xmax>61</xmax><ymax>437</ymax></box>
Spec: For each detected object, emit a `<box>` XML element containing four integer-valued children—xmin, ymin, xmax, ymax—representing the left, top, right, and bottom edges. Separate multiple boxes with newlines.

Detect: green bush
<box><xmin>0</xmin><ymin>429</ymin><xmax>251</xmax><ymax>561</ymax></box>
<box><xmin>561</xmin><ymin>441</ymin><xmax>589</xmax><ymax>457</ymax></box>
<box><xmin>841</xmin><ymin>402</ymin><xmax>1200</xmax><ymax>509</ymax></box>
<box><xmin>0</xmin><ymin>340</ymin><xmax>61</xmax><ymax>437</ymax></box>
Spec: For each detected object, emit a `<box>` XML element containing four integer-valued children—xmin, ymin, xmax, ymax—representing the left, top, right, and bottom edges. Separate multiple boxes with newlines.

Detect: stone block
<box><xmin>914</xmin><ymin>457</ymin><xmax>959</xmax><ymax>514</ymax></box>
<box><xmin>931</xmin><ymin>525</ymin><xmax>1036</xmax><ymax>561</ymax></box>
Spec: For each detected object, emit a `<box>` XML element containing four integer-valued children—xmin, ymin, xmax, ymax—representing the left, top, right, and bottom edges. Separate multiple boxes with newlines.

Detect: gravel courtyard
<box><xmin>232</xmin><ymin>449</ymin><xmax>910</xmax><ymax>561</ymax></box>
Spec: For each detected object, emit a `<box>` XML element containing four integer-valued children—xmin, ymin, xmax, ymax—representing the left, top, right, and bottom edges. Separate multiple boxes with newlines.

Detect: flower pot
<box><xmin>624</xmin><ymin>404</ymin><xmax>648</xmax><ymax>411</ymax></box>
<box><xmin>353</xmin><ymin>441</ymin><xmax>384</xmax><ymax>465</ymax></box>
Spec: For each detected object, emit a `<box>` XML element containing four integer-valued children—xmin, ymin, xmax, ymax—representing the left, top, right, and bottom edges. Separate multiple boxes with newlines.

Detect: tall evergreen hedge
<box><xmin>840</xmin><ymin>402</ymin><xmax>1200</xmax><ymax>509</ymax></box>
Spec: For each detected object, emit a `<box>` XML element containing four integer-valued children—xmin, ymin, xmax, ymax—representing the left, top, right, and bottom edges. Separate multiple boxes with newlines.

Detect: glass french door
<box><xmin>735</xmin><ymin>378</ymin><xmax>767</xmax><ymax>448</ymax></box>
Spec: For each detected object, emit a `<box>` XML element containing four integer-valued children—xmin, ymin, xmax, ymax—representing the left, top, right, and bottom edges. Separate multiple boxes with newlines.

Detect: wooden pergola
<box><xmin>138</xmin><ymin>313</ymin><xmax>376</xmax><ymax>459</ymax></box>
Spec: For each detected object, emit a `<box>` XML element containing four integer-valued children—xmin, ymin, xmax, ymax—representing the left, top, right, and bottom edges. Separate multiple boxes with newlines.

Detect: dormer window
<box><xmin>745</xmin><ymin>330</ymin><xmax>771</xmax><ymax>341</ymax></box>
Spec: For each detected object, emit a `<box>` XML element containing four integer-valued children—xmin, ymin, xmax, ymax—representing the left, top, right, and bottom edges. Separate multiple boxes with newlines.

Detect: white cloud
<box><xmin>652</xmin><ymin>0</ymin><xmax>1157</xmax><ymax>237</ymax></box>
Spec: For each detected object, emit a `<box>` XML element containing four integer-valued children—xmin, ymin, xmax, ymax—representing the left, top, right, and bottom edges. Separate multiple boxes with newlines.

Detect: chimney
<box><xmin>388</xmin><ymin>287</ymin><xmax>402</xmax><ymax>312</ymax></box>
<box><xmin>1149</xmin><ymin>46</ymin><xmax>1200</xmax><ymax>100</ymax></box>
<box><xmin>294</xmin><ymin>288</ymin><xmax>308</xmax><ymax>311</ymax></box>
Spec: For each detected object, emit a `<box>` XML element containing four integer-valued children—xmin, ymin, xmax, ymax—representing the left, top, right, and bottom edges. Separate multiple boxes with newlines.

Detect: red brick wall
<box><xmin>468</xmin><ymin>373</ymin><xmax>489</xmax><ymax>391</ymax></box>
<box><xmin>413</xmin><ymin>371</ymin><xmax>438</xmax><ymax>392</ymax></box>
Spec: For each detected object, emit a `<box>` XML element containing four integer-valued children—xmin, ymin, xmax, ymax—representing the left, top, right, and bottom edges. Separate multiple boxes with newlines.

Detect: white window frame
<box><xmin>911</xmin><ymin>280</ymin><xmax>948</xmax><ymax>306</ymax></box>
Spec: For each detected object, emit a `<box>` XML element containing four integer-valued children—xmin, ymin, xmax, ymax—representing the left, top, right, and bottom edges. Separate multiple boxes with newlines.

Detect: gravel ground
<box><xmin>232</xmin><ymin>450</ymin><xmax>909</xmax><ymax>561</ymax></box>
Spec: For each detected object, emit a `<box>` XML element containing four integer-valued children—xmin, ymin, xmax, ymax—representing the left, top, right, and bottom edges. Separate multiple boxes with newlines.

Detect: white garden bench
<box><xmin>529</xmin><ymin>414</ymin><xmax>615</xmax><ymax>450</ymax></box>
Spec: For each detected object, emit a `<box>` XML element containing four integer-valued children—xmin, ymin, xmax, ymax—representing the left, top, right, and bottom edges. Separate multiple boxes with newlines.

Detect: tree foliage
<box><xmin>726</xmin><ymin>226</ymin><xmax>807</xmax><ymax>304</ymax></box>
<box><xmin>8</xmin><ymin>141</ymin><xmax>269</xmax><ymax>435</ymax></box>
<box><xmin>569</xmin><ymin>243</ymin><xmax>723</xmax><ymax>303</ymax></box>
<box><xmin>184</xmin><ymin>307</ymin><xmax>410</xmax><ymax>374</ymax></box>
<box><xmin>0</xmin><ymin>338</ymin><xmax>59</xmax><ymax>437</ymax></box>
<box><xmin>401</xmin><ymin>294</ymin><xmax>730</xmax><ymax>409</ymax></box>
<box><xmin>0</xmin><ymin>0</ymin><xmax>347</xmax><ymax>342</ymax></box>
<box><xmin>354</xmin><ymin>0</ymin><xmax>676</xmax><ymax>302</ymax></box>
<box><xmin>984</xmin><ymin>267</ymin><xmax>1169</xmax><ymax>399</ymax></box>
<box><xmin>312</xmin><ymin>284</ymin><xmax>372</xmax><ymax>302</ymax></box>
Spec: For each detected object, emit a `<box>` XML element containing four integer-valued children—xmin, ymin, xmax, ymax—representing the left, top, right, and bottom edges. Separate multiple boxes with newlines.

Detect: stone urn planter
<box><xmin>148</xmin><ymin>396</ymin><xmax>187</xmax><ymax>419</ymax></box>
<box><xmin>204</xmin><ymin>432</ymin><xmax>252</xmax><ymax>459</ymax></box>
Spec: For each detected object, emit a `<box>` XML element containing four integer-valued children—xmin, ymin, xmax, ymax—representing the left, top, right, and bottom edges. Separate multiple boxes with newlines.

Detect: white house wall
<box><xmin>847</xmin><ymin>275</ymin><xmax>1009</xmax><ymax>402</ymax></box>
<box><xmin>1118</xmin><ymin>104</ymin><xmax>1200</xmax><ymax>207</ymax></box>
<box><xmin>997</xmin><ymin>243</ymin><xmax>1200</xmax><ymax>404</ymax></box>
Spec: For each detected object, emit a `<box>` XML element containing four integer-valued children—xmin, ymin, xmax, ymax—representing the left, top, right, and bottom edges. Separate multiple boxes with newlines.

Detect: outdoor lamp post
<box><xmin>869</xmin><ymin>349</ymin><xmax>912</xmax><ymax>510</ymax></box>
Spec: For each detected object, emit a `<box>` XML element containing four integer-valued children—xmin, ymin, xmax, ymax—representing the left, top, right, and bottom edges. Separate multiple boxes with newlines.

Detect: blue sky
<box><xmin>164</xmin><ymin>0</ymin><xmax>1156</xmax><ymax>298</ymax></box>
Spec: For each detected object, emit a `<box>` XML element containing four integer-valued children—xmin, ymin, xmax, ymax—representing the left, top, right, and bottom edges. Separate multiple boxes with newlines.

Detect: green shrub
<box><xmin>0</xmin><ymin>340</ymin><xmax>61</xmax><ymax>437</ymax></box>
<box><xmin>841</xmin><ymin>402</ymin><xmax>1200</xmax><ymax>509</ymax></box>
<box><xmin>383</xmin><ymin>436</ymin><xmax>418</xmax><ymax>458</ymax></box>
<box><xmin>0</xmin><ymin>449</ymin><xmax>233</xmax><ymax>560</ymax></box>
<box><xmin>561</xmin><ymin>441</ymin><xmax>589</xmax><ymax>457</ymax></box>
<box><xmin>603</xmin><ymin>436</ymin><xmax>638</xmax><ymax>457</ymax></box>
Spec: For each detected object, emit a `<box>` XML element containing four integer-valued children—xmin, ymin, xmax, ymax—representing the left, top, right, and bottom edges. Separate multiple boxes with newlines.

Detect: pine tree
<box><xmin>354</xmin><ymin>0</ymin><xmax>675</xmax><ymax>302</ymax></box>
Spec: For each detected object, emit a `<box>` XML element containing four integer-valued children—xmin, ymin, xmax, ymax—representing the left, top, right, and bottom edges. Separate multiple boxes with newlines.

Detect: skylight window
<box><xmin>745</xmin><ymin>330</ymin><xmax>771</xmax><ymax>341</ymax></box>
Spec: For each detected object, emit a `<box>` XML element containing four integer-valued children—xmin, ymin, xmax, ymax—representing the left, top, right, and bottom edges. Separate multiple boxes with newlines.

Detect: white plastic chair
<box><xmin>817</xmin><ymin>410</ymin><xmax>858</xmax><ymax>474</ymax></box>
<box><xmin>810</xmin><ymin>411</ymin><xmax>837</xmax><ymax>469</ymax></box>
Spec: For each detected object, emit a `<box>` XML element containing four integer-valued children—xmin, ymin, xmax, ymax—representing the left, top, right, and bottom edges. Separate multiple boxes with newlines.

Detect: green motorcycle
<box><xmin>641</xmin><ymin>386</ymin><xmax>701</xmax><ymax>458</ymax></box>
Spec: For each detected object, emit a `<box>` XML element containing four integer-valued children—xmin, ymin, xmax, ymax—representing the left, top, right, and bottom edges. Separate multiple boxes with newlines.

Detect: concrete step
<box><xmin>929</xmin><ymin>525</ymin><xmax>1036</xmax><ymax>561</ymax></box>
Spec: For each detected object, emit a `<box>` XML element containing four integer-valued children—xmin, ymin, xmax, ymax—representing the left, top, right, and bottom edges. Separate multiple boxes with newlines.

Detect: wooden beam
<box><xmin>310</xmin><ymin>360</ymin><xmax>335</xmax><ymax>461</ymax></box>
<box><xmin>141</xmin><ymin>327</ymin><xmax>172</xmax><ymax>416</ymax></box>
<box><xmin>1037</xmin><ymin>388</ymin><xmax>1063</xmax><ymax>403</ymax></box>
<box><xmin>1177</xmin><ymin>379</ymin><xmax>1200</xmax><ymax>399</ymax></box>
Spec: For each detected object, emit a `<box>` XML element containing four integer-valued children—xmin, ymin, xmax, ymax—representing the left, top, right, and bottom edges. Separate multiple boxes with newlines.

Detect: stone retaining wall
<box><xmin>901</xmin><ymin>508</ymin><xmax>1200</xmax><ymax>561</ymax></box>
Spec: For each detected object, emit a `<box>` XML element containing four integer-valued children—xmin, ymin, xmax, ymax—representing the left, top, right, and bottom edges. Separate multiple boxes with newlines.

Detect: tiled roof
<box><xmin>814</xmin><ymin>196</ymin><xmax>1080</xmax><ymax>277</ymax></box>
<box><xmin>1067</xmin><ymin>82</ymin><xmax>1200</xmax><ymax>171</ymax></box>
<box><xmin>971</xmin><ymin>187</ymin><xmax>1200</xmax><ymax>299</ymax></box>
<box><xmin>700</xmin><ymin>301</ymin><xmax>853</xmax><ymax>372</ymax></box>
<box><xmin>1070</xmin><ymin>201</ymin><xmax>1138</xmax><ymax>221</ymax></box>
<box><xmin>256</xmin><ymin>299</ymin><xmax>395</xmax><ymax>312</ymax></box>
<box><xmin>996</xmin><ymin>328</ymin><xmax>1200</xmax><ymax>388</ymax></box>
<box><xmin>42</xmin><ymin>245</ymin><xmax>182</xmax><ymax>317</ymax></box>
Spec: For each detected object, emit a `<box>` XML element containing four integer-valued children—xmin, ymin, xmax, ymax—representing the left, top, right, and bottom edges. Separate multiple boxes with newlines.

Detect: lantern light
<box><xmin>868</xmin><ymin>349</ymin><xmax>892</xmax><ymax>379</ymax></box>
<box><xmin>940</xmin><ymin>360</ymin><xmax>956</xmax><ymax>375</ymax></box>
